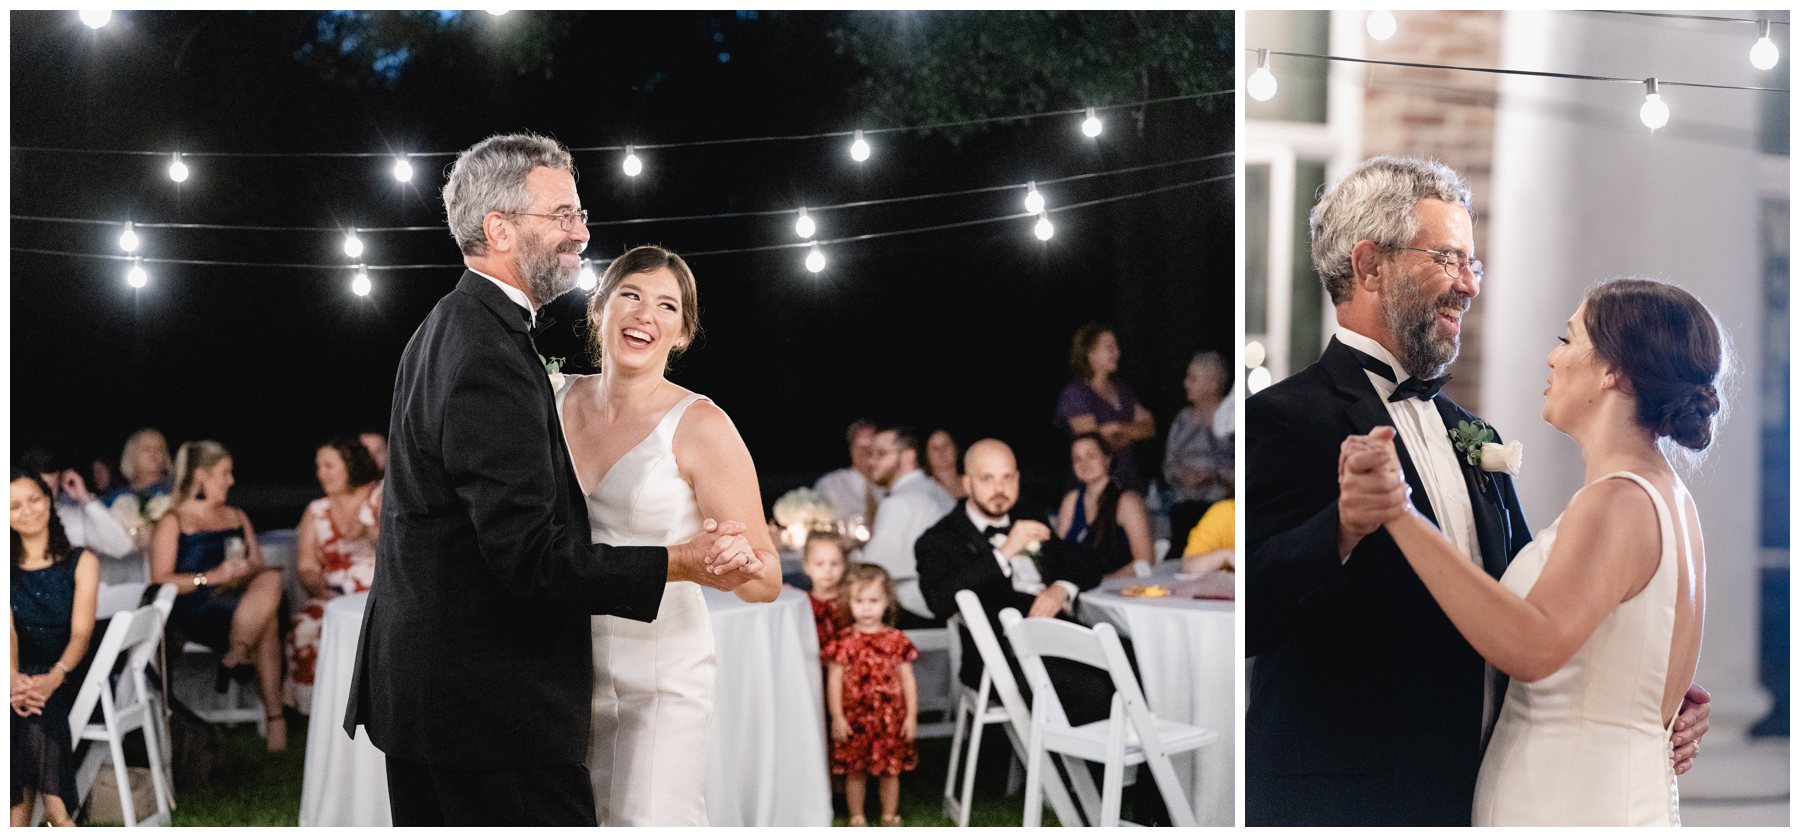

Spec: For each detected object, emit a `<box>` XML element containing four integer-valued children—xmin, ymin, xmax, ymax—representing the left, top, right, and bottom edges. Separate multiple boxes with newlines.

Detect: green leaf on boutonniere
<box><xmin>1447</xmin><ymin>420</ymin><xmax>1499</xmax><ymax>468</ymax></box>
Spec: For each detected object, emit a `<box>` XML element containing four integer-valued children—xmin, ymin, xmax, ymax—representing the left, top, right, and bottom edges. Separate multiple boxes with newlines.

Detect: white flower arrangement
<box><xmin>540</xmin><ymin>353</ymin><xmax>567</xmax><ymax>392</ymax></box>
<box><xmin>109</xmin><ymin>492</ymin><xmax>173</xmax><ymax>532</ymax></box>
<box><xmin>1479</xmin><ymin>439</ymin><xmax>1524</xmax><ymax>476</ymax></box>
<box><xmin>772</xmin><ymin>487</ymin><xmax>836</xmax><ymax>530</ymax></box>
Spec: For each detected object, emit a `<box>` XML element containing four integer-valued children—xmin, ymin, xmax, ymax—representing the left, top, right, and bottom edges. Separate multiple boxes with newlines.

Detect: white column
<box><xmin>1487</xmin><ymin>10</ymin><xmax>1781</xmax><ymax>728</ymax></box>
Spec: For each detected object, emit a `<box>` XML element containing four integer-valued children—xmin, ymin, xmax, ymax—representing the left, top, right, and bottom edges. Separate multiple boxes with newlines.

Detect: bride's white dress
<box><xmin>556</xmin><ymin>381</ymin><xmax>715</xmax><ymax>826</ymax></box>
<box><xmin>1472</xmin><ymin>471</ymin><xmax>1684</xmax><ymax>826</ymax></box>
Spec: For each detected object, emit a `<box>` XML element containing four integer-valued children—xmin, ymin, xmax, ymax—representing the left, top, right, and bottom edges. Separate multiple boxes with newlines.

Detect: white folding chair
<box><xmin>941</xmin><ymin>608</ymin><xmax>1024</xmax><ymax>826</ymax></box>
<box><xmin>948</xmin><ymin>590</ymin><xmax>1087</xmax><ymax>827</ymax></box>
<box><xmin>96</xmin><ymin>582</ymin><xmax>149</xmax><ymax>620</ymax></box>
<box><xmin>1000</xmin><ymin>608</ymin><xmax>1218</xmax><ymax>827</ymax></box>
<box><xmin>904</xmin><ymin>626</ymin><xmax>957</xmax><ymax>739</ymax></box>
<box><xmin>67</xmin><ymin>602</ymin><xmax>174</xmax><ymax>826</ymax></box>
<box><xmin>162</xmin><ymin>584</ymin><xmax>266</xmax><ymax>732</ymax></box>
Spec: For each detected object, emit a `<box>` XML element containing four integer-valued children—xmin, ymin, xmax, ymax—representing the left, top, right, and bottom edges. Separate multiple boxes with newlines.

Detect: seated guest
<box><xmin>798</xmin><ymin>531</ymin><xmax>848</xmax><ymax>652</ymax></box>
<box><xmin>915</xmin><ymin>439</ymin><xmax>1169</xmax><ymax>824</ymax></box>
<box><xmin>860</xmin><ymin>425</ymin><xmax>954</xmax><ymax>626</ymax></box>
<box><xmin>20</xmin><ymin>449</ymin><xmax>134</xmax><ymax>560</ymax></box>
<box><xmin>1181</xmin><ymin>498</ymin><xmax>1235</xmax><ymax>576</ymax></box>
<box><xmin>813</xmin><ymin>419</ymin><xmax>884</xmax><ymax>523</ymax></box>
<box><xmin>101</xmin><ymin>428</ymin><xmax>174</xmax><ymax>507</ymax></box>
<box><xmin>10</xmin><ymin>469</ymin><xmax>100</xmax><ymax>828</ymax></box>
<box><xmin>1055</xmin><ymin>433</ymin><xmax>1154</xmax><ymax>578</ymax></box>
<box><xmin>286</xmin><ymin>436</ymin><xmax>383</xmax><ymax>715</ymax></box>
<box><xmin>1164</xmin><ymin>351</ymin><xmax>1234</xmax><ymax>561</ymax></box>
<box><xmin>925</xmin><ymin>429</ymin><xmax>968</xmax><ymax>501</ymax></box>
<box><xmin>150</xmin><ymin>441</ymin><xmax>289</xmax><ymax>751</ymax></box>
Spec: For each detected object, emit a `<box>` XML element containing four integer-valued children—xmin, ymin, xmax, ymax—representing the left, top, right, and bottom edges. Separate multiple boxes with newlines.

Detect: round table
<box><xmin>300</xmin><ymin>586</ymin><xmax>832</xmax><ymax>826</ymax></box>
<box><xmin>1076</xmin><ymin>567</ymin><xmax>1235</xmax><ymax>826</ymax></box>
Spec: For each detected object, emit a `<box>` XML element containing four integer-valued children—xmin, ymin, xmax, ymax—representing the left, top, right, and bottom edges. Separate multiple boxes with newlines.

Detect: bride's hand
<box><xmin>1339</xmin><ymin>427</ymin><xmax>1411</xmax><ymax>532</ymax></box>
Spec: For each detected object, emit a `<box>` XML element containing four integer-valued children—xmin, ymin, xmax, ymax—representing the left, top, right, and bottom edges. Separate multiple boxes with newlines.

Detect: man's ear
<box><xmin>483</xmin><ymin>211</ymin><xmax>511</xmax><ymax>253</ymax></box>
<box><xmin>1350</xmin><ymin>240</ymin><xmax>1386</xmax><ymax>293</ymax></box>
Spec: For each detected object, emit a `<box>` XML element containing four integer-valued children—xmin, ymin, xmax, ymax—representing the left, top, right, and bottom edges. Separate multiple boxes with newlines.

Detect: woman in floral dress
<box><xmin>286</xmin><ymin>436</ymin><xmax>382</xmax><ymax>714</ymax></box>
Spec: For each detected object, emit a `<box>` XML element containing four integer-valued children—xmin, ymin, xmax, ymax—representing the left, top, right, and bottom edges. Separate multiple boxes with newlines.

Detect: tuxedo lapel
<box><xmin>1432</xmin><ymin>398</ymin><xmax>1512</xmax><ymax>581</ymax></box>
<box><xmin>1322</xmin><ymin>338</ymin><xmax>1440</xmax><ymax>528</ymax></box>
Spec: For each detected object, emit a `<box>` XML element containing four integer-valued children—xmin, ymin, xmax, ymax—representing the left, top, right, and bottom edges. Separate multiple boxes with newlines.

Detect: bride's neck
<box><xmin>1573</xmin><ymin>409</ymin><xmax>1668</xmax><ymax>483</ymax></box>
<box><xmin>593</xmin><ymin>362</ymin><xmax>666</xmax><ymax>416</ymax></box>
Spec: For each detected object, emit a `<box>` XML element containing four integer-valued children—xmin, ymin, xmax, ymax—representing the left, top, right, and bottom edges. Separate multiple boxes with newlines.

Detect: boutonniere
<box><xmin>1447</xmin><ymin>420</ymin><xmax>1524</xmax><ymax>496</ymax></box>
<box><xmin>539</xmin><ymin>353</ymin><xmax>567</xmax><ymax>391</ymax></box>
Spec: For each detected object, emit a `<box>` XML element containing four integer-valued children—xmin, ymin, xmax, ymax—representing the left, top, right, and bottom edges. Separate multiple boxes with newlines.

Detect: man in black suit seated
<box><xmin>916</xmin><ymin>438</ymin><xmax>1168</xmax><ymax>824</ymax></box>
<box><xmin>344</xmin><ymin>132</ymin><xmax>761</xmax><ymax>827</ymax></box>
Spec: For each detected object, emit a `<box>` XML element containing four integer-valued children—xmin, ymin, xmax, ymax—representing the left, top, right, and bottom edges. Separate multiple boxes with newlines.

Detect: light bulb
<box><xmin>78</xmin><ymin>10</ymin><xmax>111</xmax><ymax>29</ymax></box>
<box><xmin>1366</xmin><ymin>11</ymin><xmax>1397</xmax><ymax>41</ymax></box>
<box><xmin>167</xmin><ymin>153</ymin><xmax>189</xmax><ymax>183</ymax></box>
<box><xmin>486</xmin><ymin>8</ymin><xmax>508</xmax><ymax>15</ymax></box>
<box><xmin>1023</xmin><ymin>182</ymin><xmax>1045</xmax><ymax>215</ymax></box>
<box><xmin>1247</xmin><ymin>366</ymin><xmax>1273</xmax><ymax>394</ymax></box>
<box><xmin>393</xmin><ymin>156</ymin><xmax>413</xmax><ymax>182</ymax></box>
<box><xmin>849</xmin><ymin>129</ymin><xmax>870</xmax><ymax>163</ymax></box>
<box><xmin>805</xmin><ymin>245</ymin><xmax>826</xmax><ymax>273</ymax></box>
<box><xmin>622</xmin><ymin>146</ymin><xmax>642</xmax><ymax>177</ymax></box>
<box><xmin>1751</xmin><ymin>21</ymin><xmax>1779</xmax><ymax>70</ymax></box>
<box><xmin>1639</xmin><ymin>78</ymin><xmax>1669</xmax><ymax>131</ymax></box>
<box><xmin>118</xmin><ymin>221</ymin><xmax>139</xmax><ymax>253</ymax></box>
<box><xmin>1244</xmin><ymin>340</ymin><xmax>1267</xmax><ymax>369</ymax></box>
<box><xmin>351</xmin><ymin>269</ymin><xmax>372</xmax><ymax>297</ymax></box>
<box><xmin>795</xmin><ymin>209</ymin><xmax>816</xmax><ymax>239</ymax></box>
<box><xmin>1248</xmin><ymin>49</ymin><xmax>1278</xmax><ymax>102</ymax></box>
<box><xmin>344</xmin><ymin>230</ymin><xmax>364</xmax><ymax>259</ymax></box>
<box><xmin>126</xmin><ymin>260</ymin><xmax>147</xmax><ymax>288</ymax></box>
<box><xmin>1081</xmin><ymin>107</ymin><xmax>1103</xmax><ymax>138</ymax></box>
<box><xmin>1034</xmin><ymin>214</ymin><xmax>1054</xmax><ymax>241</ymax></box>
<box><xmin>577</xmin><ymin>260</ymin><xmax>598</xmax><ymax>291</ymax></box>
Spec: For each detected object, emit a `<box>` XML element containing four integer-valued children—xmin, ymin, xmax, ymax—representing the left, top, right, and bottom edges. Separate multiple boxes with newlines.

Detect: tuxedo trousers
<box><xmin>384</xmin><ymin>754</ymin><xmax>595</xmax><ymax>826</ymax></box>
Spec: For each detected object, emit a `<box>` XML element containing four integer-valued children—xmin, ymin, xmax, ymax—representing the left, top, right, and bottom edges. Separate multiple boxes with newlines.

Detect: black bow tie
<box><xmin>1349</xmin><ymin>347</ymin><xmax>1450</xmax><ymax>402</ymax></box>
<box><xmin>981</xmin><ymin>525</ymin><xmax>1012</xmax><ymax>539</ymax></box>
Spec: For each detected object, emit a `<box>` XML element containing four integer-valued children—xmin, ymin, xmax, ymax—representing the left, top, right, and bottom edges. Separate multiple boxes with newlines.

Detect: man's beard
<box><xmin>972</xmin><ymin>493</ymin><xmax>1014</xmax><ymax>520</ymax></box>
<box><xmin>517</xmin><ymin>234</ymin><xmax>581</xmax><ymax>305</ymax></box>
<box><xmin>1383</xmin><ymin>275</ymin><xmax>1469</xmax><ymax>380</ymax></box>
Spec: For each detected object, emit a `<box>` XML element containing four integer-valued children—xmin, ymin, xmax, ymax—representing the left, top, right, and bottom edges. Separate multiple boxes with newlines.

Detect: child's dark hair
<box><xmin>840</xmin><ymin>563</ymin><xmax>899</xmax><ymax>626</ymax></box>
<box><xmin>803</xmin><ymin>530</ymin><xmax>848</xmax><ymax>559</ymax></box>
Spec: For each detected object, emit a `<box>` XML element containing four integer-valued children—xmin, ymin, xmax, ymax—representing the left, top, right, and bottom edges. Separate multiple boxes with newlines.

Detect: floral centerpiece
<box><xmin>109</xmin><ymin>491</ymin><xmax>173</xmax><ymax>552</ymax></box>
<box><xmin>772</xmin><ymin>487</ymin><xmax>836</xmax><ymax>531</ymax></box>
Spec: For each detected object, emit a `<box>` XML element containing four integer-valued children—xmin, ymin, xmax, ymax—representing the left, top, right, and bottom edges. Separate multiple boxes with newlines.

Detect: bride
<box><xmin>1344</xmin><ymin>278</ymin><xmax>1724</xmax><ymax>826</ymax></box>
<box><xmin>555</xmin><ymin>245</ymin><xmax>782</xmax><ymax>825</ymax></box>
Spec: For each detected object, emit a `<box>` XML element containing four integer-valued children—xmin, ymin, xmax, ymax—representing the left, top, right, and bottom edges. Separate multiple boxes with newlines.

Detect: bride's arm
<box><xmin>675</xmin><ymin>401</ymin><xmax>782</xmax><ymax>602</ymax></box>
<box><xmin>1383</xmin><ymin>474</ymin><xmax>1659</xmax><ymax>682</ymax></box>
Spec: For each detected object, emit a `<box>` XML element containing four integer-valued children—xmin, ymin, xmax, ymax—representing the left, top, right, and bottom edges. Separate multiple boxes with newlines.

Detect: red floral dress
<box><xmin>825</xmin><ymin>625</ymin><xmax>919</xmax><ymax>777</ymax></box>
<box><xmin>808</xmin><ymin>592</ymin><xmax>841</xmax><ymax>652</ymax></box>
<box><xmin>285</xmin><ymin>483</ymin><xmax>381</xmax><ymax>714</ymax></box>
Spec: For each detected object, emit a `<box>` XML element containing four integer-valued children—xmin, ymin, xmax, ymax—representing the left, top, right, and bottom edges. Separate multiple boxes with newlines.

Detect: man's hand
<box><xmin>1028</xmin><ymin>584</ymin><xmax>1070</xmax><ymax>618</ymax></box>
<box><xmin>1335</xmin><ymin>427</ymin><xmax>1410</xmax><ymax>557</ymax></box>
<box><xmin>59</xmin><ymin>469</ymin><xmax>92</xmax><ymax>504</ymax></box>
<box><xmin>1671</xmin><ymin>682</ymin><xmax>1711</xmax><ymax>775</ymax></box>
<box><xmin>1000</xmin><ymin>520</ymin><xmax>1052</xmax><ymax>559</ymax></box>
<box><xmin>672</xmin><ymin>518</ymin><xmax>763</xmax><ymax>592</ymax></box>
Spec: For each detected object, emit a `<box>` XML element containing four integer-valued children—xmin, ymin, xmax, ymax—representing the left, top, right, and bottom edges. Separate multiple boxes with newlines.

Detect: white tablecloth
<box><xmin>1077</xmin><ymin>569</ymin><xmax>1235</xmax><ymax>826</ymax></box>
<box><xmin>299</xmin><ymin>586</ymin><xmax>832</xmax><ymax>826</ymax></box>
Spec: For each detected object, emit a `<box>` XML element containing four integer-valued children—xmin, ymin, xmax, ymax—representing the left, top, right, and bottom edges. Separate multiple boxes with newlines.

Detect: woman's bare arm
<box><xmin>675</xmin><ymin>400</ymin><xmax>781</xmax><ymax>602</ymax></box>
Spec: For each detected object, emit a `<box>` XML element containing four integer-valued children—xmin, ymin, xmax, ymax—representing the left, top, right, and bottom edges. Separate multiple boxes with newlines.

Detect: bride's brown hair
<box><xmin>1582</xmin><ymin>278</ymin><xmax>1727</xmax><ymax>451</ymax></box>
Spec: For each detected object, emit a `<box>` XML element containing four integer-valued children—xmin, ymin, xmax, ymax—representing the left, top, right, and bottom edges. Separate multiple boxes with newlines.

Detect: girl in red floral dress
<box><xmin>801</xmin><ymin>532</ymin><xmax>847</xmax><ymax>651</ymax></box>
<box><xmin>825</xmin><ymin>564</ymin><xmax>919</xmax><ymax>827</ymax></box>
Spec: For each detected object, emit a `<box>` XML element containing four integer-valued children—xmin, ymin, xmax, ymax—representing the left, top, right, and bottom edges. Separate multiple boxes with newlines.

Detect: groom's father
<box><xmin>345</xmin><ymin>133</ymin><xmax>760</xmax><ymax>826</ymax></box>
<box><xmin>1245</xmin><ymin>156</ymin><xmax>1706</xmax><ymax>825</ymax></box>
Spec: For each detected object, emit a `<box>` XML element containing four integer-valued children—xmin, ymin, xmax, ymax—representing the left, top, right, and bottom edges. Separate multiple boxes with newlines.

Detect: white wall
<box><xmin>1488</xmin><ymin>10</ymin><xmax>1787</xmax><ymax>726</ymax></box>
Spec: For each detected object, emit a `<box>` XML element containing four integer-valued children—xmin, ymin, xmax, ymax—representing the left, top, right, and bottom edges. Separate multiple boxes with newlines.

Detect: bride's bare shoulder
<box><xmin>671</xmin><ymin>395</ymin><xmax>750</xmax><ymax>469</ymax></box>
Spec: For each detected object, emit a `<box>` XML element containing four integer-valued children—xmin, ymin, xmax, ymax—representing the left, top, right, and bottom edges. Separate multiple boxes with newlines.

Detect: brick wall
<box><xmin>1360</xmin><ymin>10</ymin><xmax>1502</xmax><ymax>414</ymax></box>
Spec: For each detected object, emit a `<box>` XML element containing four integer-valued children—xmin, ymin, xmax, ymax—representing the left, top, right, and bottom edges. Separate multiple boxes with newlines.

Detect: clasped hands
<box><xmin>679</xmin><ymin>518</ymin><xmax>766</xmax><ymax>592</ymax></box>
<box><xmin>11</xmin><ymin>668</ymin><xmax>64</xmax><ymax>717</ymax></box>
<box><xmin>1336</xmin><ymin>426</ymin><xmax>1412</xmax><ymax>556</ymax></box>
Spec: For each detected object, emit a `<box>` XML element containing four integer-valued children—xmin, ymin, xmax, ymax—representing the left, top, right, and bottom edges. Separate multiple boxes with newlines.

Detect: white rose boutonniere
<box><xmin>540</xmin><ymin>353</ymin><xmax>567</xmax><ymax>392</ymax></box>
<box><xmin>1021</xmin><ymin>539</ymin><xmax>1044</xmax><ymax>561</ymax></box>
<box><xmin>1479</xmin><ymin>440</ymin><xmax>1524</xmax><ymax>476</ymax></box>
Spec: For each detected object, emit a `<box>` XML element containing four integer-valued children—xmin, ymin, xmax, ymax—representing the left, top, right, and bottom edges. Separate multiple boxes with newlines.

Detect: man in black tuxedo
<box><xmin>1245</xmin><ymin>156</ymin><xmax>1708</xmax><ymax>825</ymax></box>
<box><xmin>344</xmin><ymin>133</ymin><xmax>761</xmax><ymax>826</ymax></box>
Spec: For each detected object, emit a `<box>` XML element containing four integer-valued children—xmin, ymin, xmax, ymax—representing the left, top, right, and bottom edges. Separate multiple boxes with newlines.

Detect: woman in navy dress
<box><xmin>149</xmin><ymin>441</ymin><xmax>289</xmax><ymax>751</ymax></box>
<box><xmin>1055</xmin><ymin>433</ymin><xmax>1155</xmax><ymax>578</ymax></box>
<box><xmin>11</xmin><ymin>468</ymin><xmax>99</xmax><ymax>827</ymax></box>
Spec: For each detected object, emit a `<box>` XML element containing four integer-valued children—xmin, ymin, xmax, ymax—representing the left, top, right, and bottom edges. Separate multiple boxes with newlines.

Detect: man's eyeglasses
<box><xmin>509</xmin><ymin>209</ymin><xmax>590</xmax><ymax>231</ymax></box>
<box><xmin>1396</xmin><ymin>246</ymin><xmax>1483</xmax><ymax>281</ymax></box>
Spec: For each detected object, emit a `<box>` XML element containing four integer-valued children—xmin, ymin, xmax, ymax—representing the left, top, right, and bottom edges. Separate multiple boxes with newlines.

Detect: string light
<box><xmin>849</xmin><ymin>129</ymin><xmax>870</xmax><ymax>163</ymax></box>
<box><xmin>1081</xmin><ymin>107</ymin><xmax>1103</xmax><ymax>138</ymax></box>
<box><xmin>621</xmin><ymin>145</ymin><xmax>643</xmax><ymax>177</ymax></box>
<box><xmin>1366</xmin><ymin>11</ymin><xmax>1397</xmax><ymax>41</ymax></box>
<box><xmin>1033</xmin><ymin>214</ymin><xmax>1054</xmax><ymax>241</ymax></box>
<box><xmin>78</xmin><ymin>10</ymin><xmax>111</xmax><ymax>29</ymax></box>
<box><xmin>343</xmin><ymin>229</ymin><xmax>364</xmax><ymax>258</ymax></box>
<box><xmin>118</xmin><ymin>220</ymin><xmax>138</xmax><ymax>253</ymax></box>
<box><xmin>577</xmin><ymin>259</ymin><xmax>598</xmax><ymax>291</ymax></box>
<box><xmin>1248</xmin><ymin>49</ymin><xmax>1278</xmax><ymax>102</ymax></box>
<box><xmin>126</xmin><ymin>258</ymin><xmax>147</xmax><ymax>288</ymax></box>
<box><xmin>1243</xmin><ymin>340</ymin><xmax>1267</xmax><ymax>369</ymax></box>
<box><xmin>1639</xmin><ymin>77</ymin><xmax>1670</xmax><ymax>130</ymax></box>
<box><xmin>804</xmin><ymin>244</ymin><xmax>826</xmax><ymax>273</ymax></box>
<box><xmin>392</xmin><ymin>155</ymin><xmax>413</xmax><ymax>182</ymax></box>
<box><xmin>1023</xmin><ymin>181</ymin><xmax>1045</xmax><ymax>215</ymax></box>
<box><xmin>1751</xmin><ymin>20</ymin><xmax>1780</xmax><ymax>70</ymax></box>
<box><xmin>486</xmin><ymin>8</ymin><xmax>508</xmax><ymax>16</ymax></box>
<box><xmin>794</xmin><ymin>208</ymin><xmax>815</xmax><ymax>239</ymax></box>
<box><xmin>351</xmin><ymin>266</ymin><xmax>371</xmax><ymax>297</ymax></box>
<box><xmin>167</xmin><ymin>152</ymin><xmax>189</xmax><ymax>183</ymax></box>
<box><xmin>1247</xmin><ymin>366</ymin><xmax>1273</xmax><ymax>394</ymax></box>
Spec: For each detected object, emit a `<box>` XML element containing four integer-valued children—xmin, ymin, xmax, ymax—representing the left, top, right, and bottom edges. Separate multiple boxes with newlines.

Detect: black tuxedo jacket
<box><xmin>915</xmin><ymin>504</ymin><xmax>1103</xmax><ymax>690</ymax></box>
<box><xmin>344</xmin><ymin>272</ymin><xmax>669</xmax><ymax>769</ymax></box>
<box><xmin>1245</xmin><ymin>337</ymin><xmax>1532</xmax><ymax>826</ymax></box>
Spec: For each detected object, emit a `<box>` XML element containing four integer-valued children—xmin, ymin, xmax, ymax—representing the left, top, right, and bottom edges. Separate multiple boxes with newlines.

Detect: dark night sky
<box><xmin>10</xmin><ymin>10</ymin><xmax>1234</xmax><ymax>528</ymax></box>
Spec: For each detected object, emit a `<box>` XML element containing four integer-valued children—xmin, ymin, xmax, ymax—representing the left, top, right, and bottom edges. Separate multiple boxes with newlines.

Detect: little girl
<box><xmin>825</xmin><ymin>564</ymin><xmax>919</xmax><ymax>827</ymax></box>
<box><xmin>800</xmin><ymin>532</ymin><xmax>847</xmax><ymax>652</ymax></box>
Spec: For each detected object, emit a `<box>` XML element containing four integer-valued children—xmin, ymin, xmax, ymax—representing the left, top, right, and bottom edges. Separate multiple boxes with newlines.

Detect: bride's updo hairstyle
<box><xmin>1582</xmin><ymin>278</ymin><xmax>1727</xmax><ymax>451</ymax></box>
<box><xmin>586</xmin><ymin>244</ymin><xmax>703</xmax><ymax>368</ymax></box>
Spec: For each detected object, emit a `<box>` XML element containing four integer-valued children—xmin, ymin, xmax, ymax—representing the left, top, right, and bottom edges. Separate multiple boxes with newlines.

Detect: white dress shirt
<box><xmin>963</xmin><ymin>504</ymin><xmax>1081</xmax><ymax>608</ymax></box>
<box><xmin>473</xmin><ymin>267</ymin><xmax>537</xmax><ymax>327</ymax></box>
<box><xmin>861</xmin><ymin>469</ymin><xmax>954</xmax><ymax>617</ymax></box>
<box><xmin>58</xmin><ymin>497</ymin><xmax>134</xmax><ymax>559</ymax></box>
<box><xmin>813</xmin><ymin>467</ymin><xmax>885</xmax><ymax>523</ymax></box>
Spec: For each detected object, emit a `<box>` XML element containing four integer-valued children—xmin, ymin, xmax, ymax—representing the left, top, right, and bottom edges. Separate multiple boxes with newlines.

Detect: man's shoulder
<box><xmin>814</xmin><ymin>467</ymin><xmax>858</xmax><ymax>489</ymax></box>
<box><xmin>918</xmin><ymin>505</ymin><xmax>972</xmax><ymax>543</ymax></box>
<box><xmin>1246</xmin><ymin>360</ymin><xmax>1338</xmax><ymax>416</ymax></box>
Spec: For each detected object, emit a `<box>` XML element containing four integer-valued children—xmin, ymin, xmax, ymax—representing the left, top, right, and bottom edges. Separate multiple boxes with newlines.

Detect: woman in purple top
<box><xmin>1053</xmin><ymin>323</ymin><xmax>1156</xmax><ymax>492</ymax></box>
